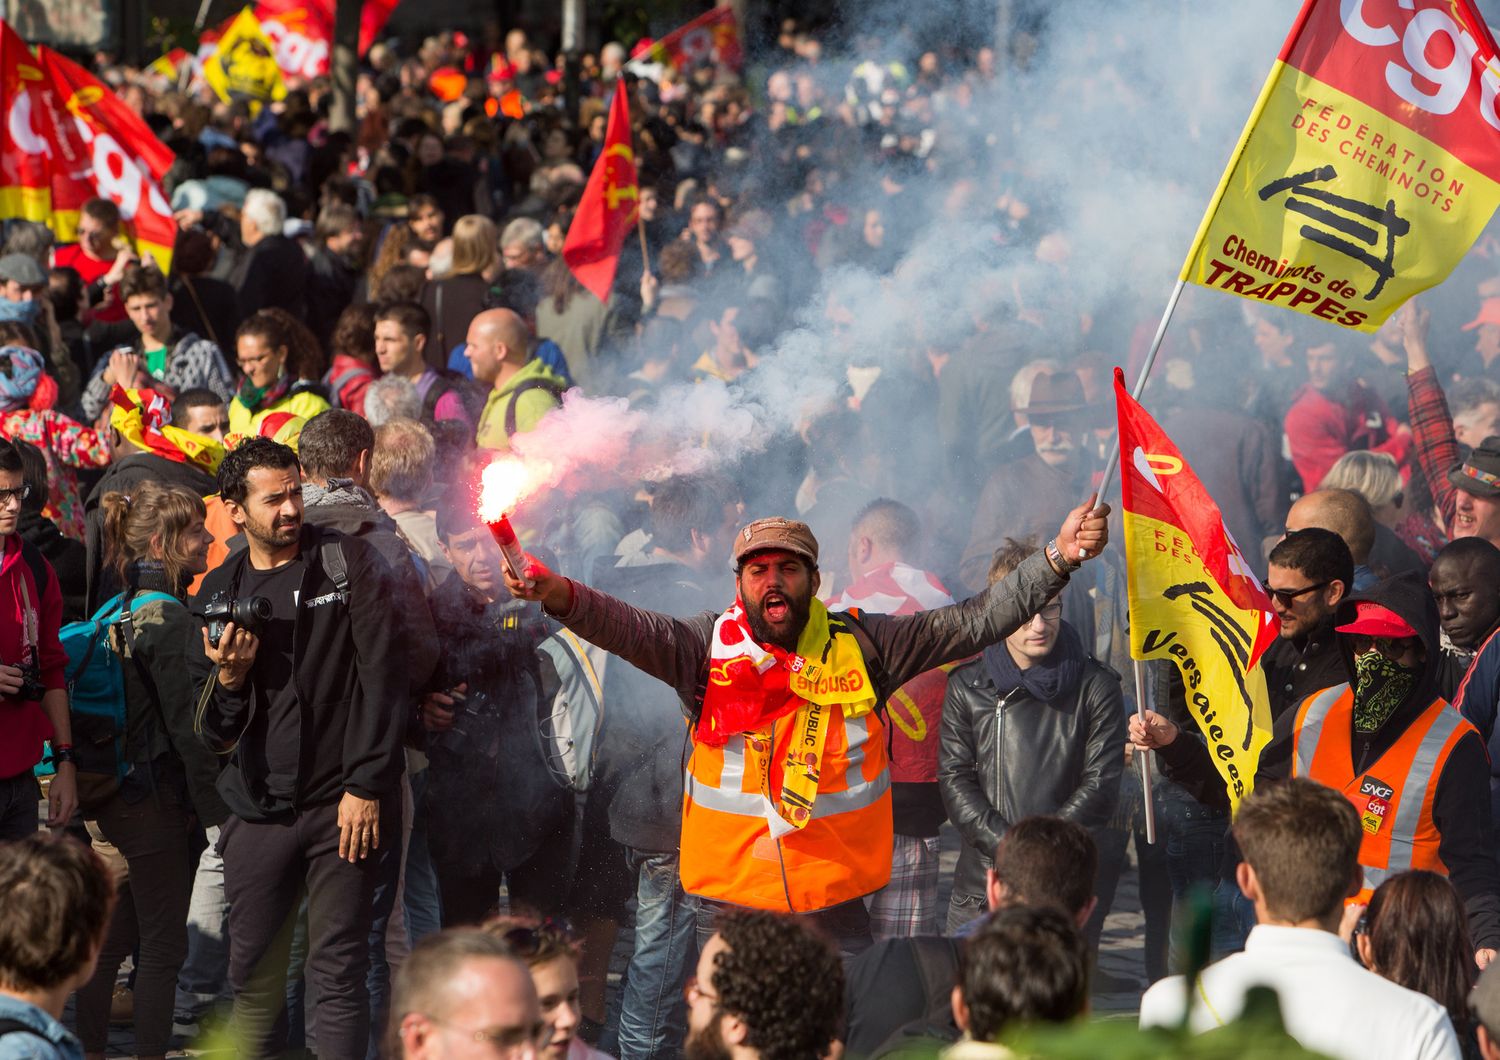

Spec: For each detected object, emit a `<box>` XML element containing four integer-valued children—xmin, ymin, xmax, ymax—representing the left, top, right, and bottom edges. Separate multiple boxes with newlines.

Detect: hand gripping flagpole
<box><xmin>1133</xmin><ymin>652</ymin><xmax>1157</xmax><ymax>846</ymax></box>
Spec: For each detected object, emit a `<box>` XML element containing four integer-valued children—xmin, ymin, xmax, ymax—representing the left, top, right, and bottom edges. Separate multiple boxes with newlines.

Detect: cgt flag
<box><xmin>631</xmin><ymin>6</ymin><xmax>742</xmax><ymax>74</ymax></box>
<box><xmin>1182</xmin><ymin>0</ymin><xmax>1500</xmax><ymax>332</ymax></box>
<box><xmin>35</xmin><ymin>47</ymin><xmax>177</xmax><ymax>271</ymax></box>
<box><xmin>1115</xmin><ymin>368</ymin><xmax>1280</xmax><ymax>811</ymax></box>
<box><xmin>0</xmin><ymin>20</ymin><xmax>51</xmax><ymax>225</ymax></box>
<box><xmin>562</xmin><ymin>80</ymin><xmax>638</xmax><ymax>303</ymax></box>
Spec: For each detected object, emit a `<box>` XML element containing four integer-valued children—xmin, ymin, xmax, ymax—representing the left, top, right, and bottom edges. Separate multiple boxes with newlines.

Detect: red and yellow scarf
<box><xmin>701</xmin><ymin>598</ymin><xmax>876</xmax><ymax>830</ymax></box>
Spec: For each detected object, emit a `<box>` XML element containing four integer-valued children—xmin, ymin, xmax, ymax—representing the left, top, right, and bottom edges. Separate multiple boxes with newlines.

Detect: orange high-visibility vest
<box><xmin>1292</xmin><ymin>683</ymin><xmax>1474</xmax><ymax>901</ymax></box>
<box><xmin>680</xmin><ymin>705</ymin><xmax>892</xmax><ymax>912</ymax></box>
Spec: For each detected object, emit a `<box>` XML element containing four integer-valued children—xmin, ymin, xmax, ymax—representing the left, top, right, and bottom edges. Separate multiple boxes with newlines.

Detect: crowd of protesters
<box><xmin>6</xmin><ymin>8</ymin><xmax>1500</xmax><ymax>1060</ymax></box>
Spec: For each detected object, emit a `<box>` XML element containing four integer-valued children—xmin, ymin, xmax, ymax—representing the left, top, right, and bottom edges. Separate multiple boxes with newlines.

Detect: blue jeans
<box><xmin>363</xmin><ymin>824</ymin><xmax>403</xmax><ymax>1060</ymax></box>
<box><xmin>402</xmin><ymin>769</ymin><xmax>443</xmax><ymax>946</ymax></box>
<box><xmin>1158</xmin><ymin>790</ymin><xmax>1229</xmax><ymax>972</ymax></box>
<box><xmin>1211</xmin><ymin>877</ymin><xmax>1257</xmax><ymax>960</ymax></box>
<box><xmin>613</xmin><ymin>849</ymin><xmax>706</xmax><ymax>1060</ymax></box>
<box><xmin>176</xmin><ymin>824</ymin><xmax>229</xmax><ymax>1020</ymax></box>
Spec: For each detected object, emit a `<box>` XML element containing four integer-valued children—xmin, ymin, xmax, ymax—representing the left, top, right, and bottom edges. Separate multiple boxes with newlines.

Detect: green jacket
<box><xmin>477</xmin><ymin>358</ymin><xmax>567</xmax><ymax>451</ymax></box>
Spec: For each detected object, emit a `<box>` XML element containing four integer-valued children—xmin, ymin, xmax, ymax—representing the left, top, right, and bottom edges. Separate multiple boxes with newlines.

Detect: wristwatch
<box><xmin>1046</xmin><ymin>539</ymin><xmax>1080</xmax><ymax>575</ymax></box>
<box><xmin>51</xmin><ymin>744</ymin><xmax>76</xmax><ymax>766</ymax></box>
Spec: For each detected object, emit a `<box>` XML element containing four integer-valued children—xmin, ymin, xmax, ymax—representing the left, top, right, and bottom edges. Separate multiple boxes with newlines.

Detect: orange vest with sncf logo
<box><xmin>680</xmin><ymin>705</ymin><xmax>892</xmax><ymax>913</ymax></box>
<box><xmin>1291</xmin><ymin>683</ymin><xmax>1474</xmax><ymax>901</ymax></box>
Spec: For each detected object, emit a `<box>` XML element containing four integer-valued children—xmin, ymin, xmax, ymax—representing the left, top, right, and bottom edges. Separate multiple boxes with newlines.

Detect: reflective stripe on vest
<box><xmin>682</xmin><ymin>715</ymin><xmax>890</xmax><ymax>820</ymax></box>
<box><xmin>1385</xmin><ymin>706</ymin><xmax>1465</xmax><ymax>875</ymax></box>
<box><xmin>1292</xmin><ymin>684</ymin><xmax>1346</xmax><ymax>778</ymax></box>
<box><xmin>680</xmin><ymin>701</ymin><xmax>893</xmax><ymax>912</ymax></box>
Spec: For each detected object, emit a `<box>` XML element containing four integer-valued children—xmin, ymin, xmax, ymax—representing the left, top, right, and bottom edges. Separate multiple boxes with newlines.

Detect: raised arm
<box><xmin>867</xmin><ymin>496</ymin><xmax>1109</xmax><ymax>687</ymax></box>
<box><xmin>505</xmin><ymin>560</ymin><xmax>715</xmax><ymax>701</ymax></box>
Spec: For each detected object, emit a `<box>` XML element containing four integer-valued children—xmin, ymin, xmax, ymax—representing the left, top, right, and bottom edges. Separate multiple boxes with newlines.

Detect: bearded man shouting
<box><xmin>505</xmin><ymin>499</ymin><xmax>1110</xmax><ymax>955</ymax></box>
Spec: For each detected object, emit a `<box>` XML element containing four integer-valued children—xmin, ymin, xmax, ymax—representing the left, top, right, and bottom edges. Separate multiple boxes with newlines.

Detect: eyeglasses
<box><xmin>1261</xmin><ymin>579</ymin><xmax>1329</xmax><ymax>608</ymax></box>
<box><xmin>1032</xmin><ymin>601</ymin><xmax>1063</xmax><ymax>622</ymax></box>
<box><xmin>684</xmin><ymin>977</ymin><xmax>719</xmax><ymax>1005</ymax></box>
<box><xmin>1350</xmin><ymin>634</ymin><xmax>1416</xmax><ymax>660</ymax></box>
<box><xmin>421</xmin><ymin>1013</ymin><xmax>550</xmax><ymax>1055</ymax></box>
<box><xmin>0</xmin><ymin>484</ymin><xmax>31</xmax><ymax>507</ymax></box>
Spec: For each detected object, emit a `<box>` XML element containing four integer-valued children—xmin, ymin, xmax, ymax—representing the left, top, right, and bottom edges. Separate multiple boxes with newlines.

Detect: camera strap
<box><xmin>16</xmin><ymin>568</ymin><xmax>36</xmax><ymax>655</ymax></box>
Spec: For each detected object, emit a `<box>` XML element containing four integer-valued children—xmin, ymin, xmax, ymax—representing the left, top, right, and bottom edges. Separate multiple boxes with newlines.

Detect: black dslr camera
<box><xmin>198</xmin><ymin>592</ymin><xmax>273</xmax><ymax>648</ymax></box>
<box><xmin>10</xmin><ymin>646</ymin><xmax>44</xmax><ymax>701</ymax></box>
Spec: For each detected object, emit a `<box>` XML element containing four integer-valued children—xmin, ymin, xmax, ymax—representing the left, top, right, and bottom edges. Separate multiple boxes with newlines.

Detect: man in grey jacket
<box><xmin>502</xmin><ymin>497</ymin><xmax>1111</xmax><ymax>953</ymax></box>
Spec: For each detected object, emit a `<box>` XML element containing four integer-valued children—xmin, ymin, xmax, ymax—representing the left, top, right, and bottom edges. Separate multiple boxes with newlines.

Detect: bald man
<box><xmin>1285</xmin><ymin>488</ymin><xmax>1379</xmax><ymax>590</ymax></box>
<box><xmin>465</xmin><ymin>308</ymin><xmax>567</xmax><ymax>451</ymax></box>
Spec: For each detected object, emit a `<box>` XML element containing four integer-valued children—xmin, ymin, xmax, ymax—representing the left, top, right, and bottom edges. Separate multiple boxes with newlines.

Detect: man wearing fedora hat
<box><xmin>959</xmin><ymin>370</ymin><xmax>1099</xmax><ymax>594</ymax></box>
<box><xmin>501</xmin><ymin>502</ymin><xmax>1110</xmax><ymax>954</ymax></box>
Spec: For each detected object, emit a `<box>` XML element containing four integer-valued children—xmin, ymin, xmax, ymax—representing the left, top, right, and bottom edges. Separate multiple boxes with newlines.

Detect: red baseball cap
<box><xmin>1336</xmin><ymin>601</ymin><xmax>1417</xmax><ymax>639</ymax></box>
<box><xmin>1463</xmin><ymin>297</ymin><xmax>1500</xmax><ymax>331</ymax></box>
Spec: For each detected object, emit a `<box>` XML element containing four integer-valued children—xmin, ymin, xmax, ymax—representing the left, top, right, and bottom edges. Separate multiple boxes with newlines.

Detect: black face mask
<box><xmin>1352</xmin><ymin>650</ymin><xmax>1419</xmax><ymax>733</ymax></box>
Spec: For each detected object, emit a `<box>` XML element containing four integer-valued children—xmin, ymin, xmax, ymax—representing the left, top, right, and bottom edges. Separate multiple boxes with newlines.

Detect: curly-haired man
<box><xmin>685</xmin><ymin>909</ymin><xmax>844</xmax><ymax>1060</ymax></box>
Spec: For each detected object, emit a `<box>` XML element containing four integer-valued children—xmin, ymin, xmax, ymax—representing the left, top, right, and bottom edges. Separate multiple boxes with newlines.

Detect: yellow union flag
<box><xmin>1115</xmin><ymin>369</ymin><xmax>1280</xmax><ymax>810</ymax></box>
<box><xmin>1183</xmin><ymin>0</ymin><xmax>1500</xmax><ymax>332</ymax></box>
<box><xmin>202</xmin><ymin>8</ymin><xmax>287</xmax><ymax>113</ymax></box>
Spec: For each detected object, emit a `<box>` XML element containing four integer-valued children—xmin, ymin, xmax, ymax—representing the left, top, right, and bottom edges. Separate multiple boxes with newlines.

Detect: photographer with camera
<box><xmin>196</xmin><ymin>437</ymin><xmax>406</xmax><ymax>1060</ymax></box>
<box><xmin>0</xmin><ymin>438</ymin><xmax>76</xmax><ymax>841</ymax></box>
<box><xmin>73</xmin><ymin>481</ymin><xmax>227</xmax><ymax>1060</ymax></box>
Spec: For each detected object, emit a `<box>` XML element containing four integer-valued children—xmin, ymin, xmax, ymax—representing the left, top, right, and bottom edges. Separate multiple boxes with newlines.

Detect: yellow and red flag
<box><xmin>0</xmin><ymin>21</ymin><xmax>53</xmax><ymax>226</ymax></box>
<box><xmin>562</xmin><ymin>80</ymin><xmax>638</xmax><ymax>303</ymax></box>
<box><xmin>35</xmin><ymin>47</ymin><xmax>177</xmax><ymax>271</ymax></box>
<box><xmin>1116</xmin><ymin>368</ymin><xmax>1280</xmax><ymax>810</ymax></box>
<box><xmin>632</xmin><ymin>6</ymin><xmax>742</xmax><ymax>74</ymax></box>
<box><xmin>1183</xmin><ymin>0</ymin><xmax>1500</xmax><ymax>332</ymax></box>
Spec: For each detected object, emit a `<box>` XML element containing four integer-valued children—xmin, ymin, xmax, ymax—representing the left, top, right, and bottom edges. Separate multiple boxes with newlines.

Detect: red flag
<box><xmin>0</xmin><ymin>21</ymin><xmax>53</xmax><ymax>225</ymax></box>
<box><xmin>253</xmin><ymin>0</ymin><xmax>402</xmax><ymax>79</ymax></box>
<box><xmin>563</xmin><ymin>82</ymin><xmax>638</xmax><ymax>303</ymax></box>
<box><xmin>637</xmin><ymin>6</ymin><xmax>742</xmax><ymax>73</ymax></box>
<box><xmin>34</xmin><ymin>47</ymin><xmax>176</xmax><ymax>271</ymax></box>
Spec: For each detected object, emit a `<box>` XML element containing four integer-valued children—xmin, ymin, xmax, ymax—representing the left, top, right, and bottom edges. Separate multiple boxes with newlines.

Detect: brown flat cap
<box><xmin>732</xmin><ymin>517</ymin><xmax>819</xmax><ymax>568</ymax></box>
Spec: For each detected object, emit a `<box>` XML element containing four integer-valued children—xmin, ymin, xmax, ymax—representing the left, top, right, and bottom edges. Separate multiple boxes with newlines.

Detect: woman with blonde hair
<box><xmin>73</xmin><ymin>481</ymin><xmax>226</xmax><ymax>1060</ymax></box>
<box><xmin>421</xmin><ymin>213</ymin><xmax>499</xmax><ymax>370</ymax></box>
<box><xmin>1321</xmin><ymin>450</ymin><xmax>1447</xmax><ymax>566</ymax></box>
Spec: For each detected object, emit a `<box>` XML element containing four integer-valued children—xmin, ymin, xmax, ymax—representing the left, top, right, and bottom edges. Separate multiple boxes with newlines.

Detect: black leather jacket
<box><xmin>938</xmin><ymin>652</ymin><xmax>1126</xmax><ymax>900</ymax></box>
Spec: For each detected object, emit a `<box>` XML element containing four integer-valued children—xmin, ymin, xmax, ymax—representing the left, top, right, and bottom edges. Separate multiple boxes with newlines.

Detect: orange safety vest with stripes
<box><xmin>1291</xmin><ymin>683</ymin><xmax>1474</xmax><ymax>901</ymax></box>
<box><xmin>680</xmin><ymin>701</ymin><xmax>893</xmax><ymax>913</ymax></box>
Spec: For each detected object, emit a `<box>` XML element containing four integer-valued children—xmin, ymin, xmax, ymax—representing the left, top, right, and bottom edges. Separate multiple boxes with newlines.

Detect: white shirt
<box><xmin>1139</xmin><ymin>925</ymin><xmax>1460</xmax><ymax>1060</ymax></box>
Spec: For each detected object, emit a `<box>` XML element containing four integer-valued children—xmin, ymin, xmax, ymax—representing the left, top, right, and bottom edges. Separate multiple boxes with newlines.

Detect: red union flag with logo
<box><xmin>638</xmin><ymin>6</ymin><xmax>742</xmax><ymax>73</ymax></box>
<box><xmin>1183</xmin><ymin>0</ymin><xmax>1500</xmax><ymax>331</ymax></box>
<box><xmin>1115</xmin><ymin>368</ymin><xmax>1280</xmax><ymax>810</ymax></box>
<box><xmin>563</xmin><ymin>81</ymin><xmax>638</xmax><ymax>303</ymax></box>
<box><xmin>34</xmin><ymin>47</ymin><xmax>176</xmax><ymax>270</ymax></box>
<box><xmin>253</xmin><ymin>0</ymin><xmax>402</xmax><ymax>80</ymax></box>
<box><xmin>0</xmin><ymin>25</ymin><xmax>175</xmax><ymax>271</ymax></box>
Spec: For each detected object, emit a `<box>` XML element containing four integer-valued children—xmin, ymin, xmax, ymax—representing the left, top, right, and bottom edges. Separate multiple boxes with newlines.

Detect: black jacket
<box><xmin>425</xmin><ymin>571</ymin><xmax>570</xmax><ymax>873</ymax></box>
<box><xmin>298</xmin><ymin>493</ymin><xmax>440</xmax><ymax>693</ymax></box>
<box><xmin>195</xmin><ymin>524</ymin><xmax>405</xmax><ymax>821</ymax></box>
<box><xmin>306</xmin><ymin>247</ymin><xmax>359</xmax><ymax>351</ymax></box>
<box><xmin>83</xmin><ymin>453</ymin><xmax>218</xmax><ymax>613</ymax></box>
<box><xmin>234</xmin><ymin>234</ymin><xmax>309</xmax><ymax>320</ymax></box>
<box><xmin>18</xmin><ymin>509</ymin><xmax>85</xmax><ymax>623</ymax></box>
<box><xmin>937</xmin><ymin>627</ymin><xmax>1125</xmax><ymax>900</ymax></box>
<box><xmin>1161</xmin><ymin>572</ymin><xmax>1500</xmax><ymax>949</ymax></box>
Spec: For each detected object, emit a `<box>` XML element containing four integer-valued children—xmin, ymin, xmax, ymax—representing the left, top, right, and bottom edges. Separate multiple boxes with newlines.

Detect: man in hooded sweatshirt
<box><xmin>1134</xmin><ymin>570</ymin><xmax>1500</xmax><ymax>965</ymax></box>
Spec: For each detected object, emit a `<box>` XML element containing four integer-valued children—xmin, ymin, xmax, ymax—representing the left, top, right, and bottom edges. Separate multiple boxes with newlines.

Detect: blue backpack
<box><xmin>63</xmin><ymin>590</ymin><xmax>176</xmax><ymax>780</ymax></box>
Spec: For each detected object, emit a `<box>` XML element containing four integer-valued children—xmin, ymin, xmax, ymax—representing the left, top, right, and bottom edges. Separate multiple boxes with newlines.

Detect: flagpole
<box><xmin>1095</xmin><ymin>275</ymin><xmax>1187</xmax><ymax>504</ymax></box>
<box><xmin>637</xmin><ymin>214</ymin><xmax>650</xmax><ymax>274</ymax></box>
<box><xmin>1133</xmin><ymin>659</ymin><xmax>1157</xmax><ymax>845</ymax></box>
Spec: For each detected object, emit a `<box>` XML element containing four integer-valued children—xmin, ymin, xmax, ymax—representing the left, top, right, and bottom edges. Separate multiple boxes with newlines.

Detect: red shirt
<box><xmin>0</xmin><ymin>535</ymin><xmax>66</xmax><ymax>779</ymax></box>
<box><xmin>53</xmin><ymin>244</ymin><xmax>126</xmax><ymax>323</ymax></box>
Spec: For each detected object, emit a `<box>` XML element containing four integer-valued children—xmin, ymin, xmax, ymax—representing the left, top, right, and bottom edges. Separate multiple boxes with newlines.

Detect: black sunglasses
<box><xmin>1261</xmin><ymin>579</ymin><xmax>1329</xmax><ymax>608</ymax></box>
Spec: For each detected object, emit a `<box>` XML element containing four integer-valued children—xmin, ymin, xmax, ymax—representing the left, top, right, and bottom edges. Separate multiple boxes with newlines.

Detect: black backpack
<box><xmin>503</xmin><ymin>378</ymin><xmax>566</xmax><ymax>437</ymax></box>
<box><xmin>420</xmin><ymin>370</ymin><xmax>488</xmax><ymax>428</ymax></box>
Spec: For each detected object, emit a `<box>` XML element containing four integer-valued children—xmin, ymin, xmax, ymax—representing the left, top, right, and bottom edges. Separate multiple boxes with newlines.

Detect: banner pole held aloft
<box><xmin>1133</xmin><ymin>659</ymin><xmax>1157</xmax><ymax>845</ymax></box>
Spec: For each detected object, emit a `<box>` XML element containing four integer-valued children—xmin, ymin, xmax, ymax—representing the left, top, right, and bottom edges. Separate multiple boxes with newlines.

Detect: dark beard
<box><xmin>745</xmin><ymin>590</ymin><xmax>812</xmax><ymax>652</ymax></box>
<box><xmin>684</xmin><ymin>1013</ymin><xmax>733</xmax><ymax>1060</ymax></box>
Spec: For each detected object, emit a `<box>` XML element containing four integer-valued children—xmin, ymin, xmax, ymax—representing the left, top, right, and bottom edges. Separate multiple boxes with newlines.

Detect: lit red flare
<box><xmin>478</xmin><ymin>457</ymin><xmax>542</xmax><ymax>586</ymax></box>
